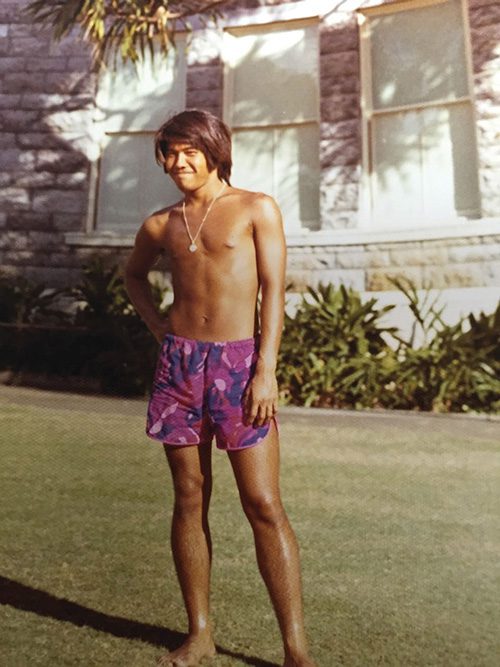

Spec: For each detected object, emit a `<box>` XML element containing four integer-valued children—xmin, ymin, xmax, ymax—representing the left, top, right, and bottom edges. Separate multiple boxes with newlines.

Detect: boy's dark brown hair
<box><xmin>154</xmin><ymin>109</ymin><xmax>232</xmax><ymax>184</ymax></box>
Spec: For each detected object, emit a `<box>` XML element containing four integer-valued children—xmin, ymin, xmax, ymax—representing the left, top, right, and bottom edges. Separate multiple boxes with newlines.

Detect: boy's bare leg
<box><xmin>158</xmin><ymin>442</ymin><xmax>216</xmax><ymax>667</ymax></box>
<box><xmin>228</xmin><ymin>424</ymin><xmax>316</xmax><ymax>667</ymax></box>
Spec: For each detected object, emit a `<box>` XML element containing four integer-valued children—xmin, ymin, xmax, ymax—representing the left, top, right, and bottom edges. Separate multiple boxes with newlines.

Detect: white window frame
<box><xmin>222</xmin><ymin>18</ymin><xmax>321</xmax><ymax>233</ymax></box>
<box><xmin>80</xmin><ymin>38</ymin><xmax>187</xmax><ymax>242</ymax></box>
<box><xmin>357</xmin><ymin>0</ymin><xmax>481</xmax><ymax>230</ymax></box>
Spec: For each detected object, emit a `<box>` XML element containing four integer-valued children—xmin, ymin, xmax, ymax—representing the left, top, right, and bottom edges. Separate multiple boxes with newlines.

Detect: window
<box><xmin>94</xmin><ymin>42</ymin><xmax>186</xmax><ymax>234</ymax></box>
<box><xmin>359</xmin><ymin>0</ymin><xmax>480</xmax><ymax>228</ymax></box>
<box><xmin>223</xmin><ymin>21</ymin><xmax>320</xmax><ymax>232</ymax></box>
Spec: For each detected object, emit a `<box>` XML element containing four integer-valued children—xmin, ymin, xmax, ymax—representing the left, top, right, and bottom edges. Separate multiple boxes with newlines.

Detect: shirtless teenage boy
<box><xmin>125</xmin><ymin>110</ymin><xmax>315</xmax><ymax>667</ymax></box>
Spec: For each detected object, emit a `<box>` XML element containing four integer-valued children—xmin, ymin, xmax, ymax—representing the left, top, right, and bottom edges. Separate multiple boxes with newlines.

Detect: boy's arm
<box><xmin>124</xmin><ymin>217</ymin><xmax>167</xmax><ymax>343</ymax></box>
<box><xmin>244</xmin><ymin>194</ymin><xmax>287</xmax><ymax>427</ymax></box>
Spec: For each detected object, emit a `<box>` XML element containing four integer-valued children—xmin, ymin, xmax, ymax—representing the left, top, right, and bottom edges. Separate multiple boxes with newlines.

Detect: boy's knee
<box><xmin>174</xmin><ymin>474</ymin><xmax>209</xmax><ymax>513</ymax></box>
<box><xmin>242</xmin><ymin>493</ymin><xmax>285</xmax><ymax>526</ymax></box>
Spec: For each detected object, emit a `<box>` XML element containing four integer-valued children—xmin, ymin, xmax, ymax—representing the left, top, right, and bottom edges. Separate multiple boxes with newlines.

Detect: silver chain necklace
<box><xmin>182</xmin><ymin>182</ymin><xmax>226</xmax><ymax>252</ymax></box>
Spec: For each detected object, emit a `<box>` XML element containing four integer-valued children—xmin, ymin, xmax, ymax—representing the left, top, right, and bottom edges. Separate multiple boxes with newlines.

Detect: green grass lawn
<box><xmin>1</xmin><ymin>387</ymin><xmax>499</xmax><ymax>667</ymax></box>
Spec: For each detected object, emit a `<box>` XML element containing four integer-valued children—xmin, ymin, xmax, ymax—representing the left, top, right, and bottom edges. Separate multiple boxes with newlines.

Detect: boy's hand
<box><xmin>243</xmin><ymin>370</ymin><xmax>278</xmax><ymax>427</ymax></box>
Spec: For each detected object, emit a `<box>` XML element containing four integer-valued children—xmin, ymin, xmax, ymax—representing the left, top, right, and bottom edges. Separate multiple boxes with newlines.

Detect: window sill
<box><xmin>65</xmin><ymin>218</ymin><xmax>500</xmax><ymax>249</ymax></box>
<box><xmin>285</xmin><ymin>218</ymin><xmax>500</xmax><ymax>247</ymax></box>
<box><xmin>65</xmin><ymin>232</ymin><xmax>136</xmax><ymax>247</ymax></box>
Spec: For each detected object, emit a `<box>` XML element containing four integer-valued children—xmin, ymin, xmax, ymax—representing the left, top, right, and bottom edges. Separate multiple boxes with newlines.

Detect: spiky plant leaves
<box><xmin>24</xmin><ymin>0</ymin><xmax>231</xmax><ymax>70</ymax></box>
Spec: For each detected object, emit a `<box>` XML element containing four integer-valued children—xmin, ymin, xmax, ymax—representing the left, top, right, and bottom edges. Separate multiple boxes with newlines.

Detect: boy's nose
<box><xmin>176</xmin><ymin>153</ymin><xmax>187</xmax><ymax>168</ymax></box>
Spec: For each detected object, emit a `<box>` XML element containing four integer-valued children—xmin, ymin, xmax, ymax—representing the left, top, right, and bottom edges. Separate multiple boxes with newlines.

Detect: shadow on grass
<box><xmin>0</xmin><ymin>575</ymin><xmax>279</xmax><ymax>667</ymax></box>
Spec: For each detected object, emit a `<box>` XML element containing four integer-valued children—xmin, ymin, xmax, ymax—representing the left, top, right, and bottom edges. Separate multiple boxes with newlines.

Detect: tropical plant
<box><xmin>24</xmin><ymin>0</ymin><xmax>232</xmax><ymax>69</ymax></box>
<box><xmin>387</xmin><ymin>275</ymin><xmax>446</xmax><ymax>347</ymax></box>
<box><xmin>278</xmin><ymin>283</ymin><xmax>398</xmax><ymax>408</ymax></box>
<box><xmin>71</xmin><ymin>256</ymin><xmax>136</xmax><ymax>324</ymax></box>
<box><xmin>0</xmin><ymin>273</ymin><xmax>68</xmax><ymax>325</ymax></box>
<box><xmin>69</xmin><ymin>256</ymin><xmax>169</xmax><ymax>393</ymax></box>
<box><xmin>0</xmin><ymin>259</ymin><xmax>170</xmax><ymax>395</ymax></box>
<box><xmin>2</xmin><ymin>267</ymin><xmax>498</xmax><ymax>409</ymax></box>
<box><xmin>390</xmin><ymin>300</ymin><xmax>500</xmax><ymax>413</ymax></box>
<box><xmin>277</xmin><ymin>280</ymin><xmax>500</xmax><ymax>413</ymax></box>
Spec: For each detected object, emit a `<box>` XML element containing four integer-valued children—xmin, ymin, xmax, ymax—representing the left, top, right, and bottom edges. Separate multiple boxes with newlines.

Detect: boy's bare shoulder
<box><xmin>140</xmin><ymin>201</ymin><xmax>182</xmax><ymax>239</ymax></box>
<box><xmin>228</xmin><ymin>187</ymin><xmax>280</xmax><ymax>217</ymax></box>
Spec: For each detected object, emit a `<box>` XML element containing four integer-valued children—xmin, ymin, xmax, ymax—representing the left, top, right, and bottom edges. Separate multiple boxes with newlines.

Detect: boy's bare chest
<box><xmin>163</xmin><ymin>213</ymin><xmax>254</xmax><ymax>258</ymax></box>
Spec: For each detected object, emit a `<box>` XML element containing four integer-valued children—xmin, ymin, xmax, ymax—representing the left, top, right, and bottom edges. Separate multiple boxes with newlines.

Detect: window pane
<box><xmin>278</xmin><ymin>125</ymin><xmax>320</xmax><ymax>229</ymax></box>
<box><xmin>227</xmin><ymin>23</ymin><xmax>319</xmax><ymax>126</ymax></box>
<box><xmin>370</xmin><ymin>0</ymin><xmax>468</xmax><ymax>109</ymax></box>
<box><xmin>232</xmin><ymin>124</ymin><xmax>319</xmax><ymax>231</ymax></box>
<box><xmin>96</xmin><ymin>40</ymin><xmax>186</xmax><ymax>132</ymax></box>
<box><xmin>96</xmin><ymin>134</ymin><xmax>181</xmax><ymax>233</ymax></box>
<box><xmin>371</xmin><ymin>103</ymin><xmax>480</xmax><ymax>225</ymax></box>
<box><xmin>231</xmin><ymin>129</ymin><xmax>274</xmax><ymax>195</ymax></box>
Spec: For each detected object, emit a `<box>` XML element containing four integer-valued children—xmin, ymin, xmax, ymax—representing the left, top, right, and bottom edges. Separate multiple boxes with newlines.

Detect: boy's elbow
<box><xmin>124</xmin><ymin>263</ymin><xmax>147</xmax><ymax>284</ymax></box>
<box><xmin>124</xmin><ymin>262</ymin><xmax>135</xmax><ymax>282</ymax></box>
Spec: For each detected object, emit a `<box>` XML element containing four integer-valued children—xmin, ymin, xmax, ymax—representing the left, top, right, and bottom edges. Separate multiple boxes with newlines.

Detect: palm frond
<box><xmin>24</xmin><ymin>0</ymin><xmax>232</xmax><ymax>69</ymax></box>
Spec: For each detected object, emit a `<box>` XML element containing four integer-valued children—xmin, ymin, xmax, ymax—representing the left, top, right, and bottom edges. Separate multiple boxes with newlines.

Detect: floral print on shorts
<box><xmin>146</xmin><ymin>334</ymin><xmax>271</xmax><ymax>450</ymax></box>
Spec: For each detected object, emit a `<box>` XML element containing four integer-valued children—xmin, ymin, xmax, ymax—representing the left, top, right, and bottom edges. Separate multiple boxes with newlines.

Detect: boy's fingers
<box><xmin>254</xmin><ymin>401</ymin><xmax>273</xmax><ymax>427</ymax></box>
<box><xmin>243</xmin><ymin>392</ymin><xmax>258</xmax><ymax>425</ymax></box>
<box><xmin>244</xmin><ymin>390</ymin><xmax>277</xmax><ymax>427</ymax></box>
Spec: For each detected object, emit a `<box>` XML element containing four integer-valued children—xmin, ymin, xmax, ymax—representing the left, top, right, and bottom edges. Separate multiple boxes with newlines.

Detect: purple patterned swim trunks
<box><xmin>146</xmin><ymin>333</ymin><xmax>272</xmax><ymax>450</ymax></box>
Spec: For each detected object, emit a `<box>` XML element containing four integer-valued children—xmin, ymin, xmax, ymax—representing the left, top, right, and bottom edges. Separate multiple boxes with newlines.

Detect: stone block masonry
<box><xmin>1</xmin><ymin>0</ymin><xmax>499</xmax><ymax>301</ymax></box>
<box><xmin>0</xmin><ymin>0</ymin><xmax>100</xmax><ymax>285</ymax></box>
<box><xmin>186</xmin><ymin>29</ymin><xmax>224</xmax><ymax>119</ymax></box>
<box><xmin>0</xmin><ymin>2</ymin><xmax>229</xmax><ymax>285</ymax></box>
<box><xmin>286</xmin><ymin>234</ymin><xmax>500</xmax><ymax>294</ymax></box>
<box><xmin>319</xmin><ymin>14</ymin><xmax>361</xmax><ymax>230</ymax></box>
<box><xmin>468</xmin><ymin>0</ymin><xmax>500</xmax><ymax>218</ymax></box>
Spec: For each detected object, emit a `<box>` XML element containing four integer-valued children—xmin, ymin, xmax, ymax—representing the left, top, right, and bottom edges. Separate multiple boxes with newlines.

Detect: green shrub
<box><xmin>67</xmin><ymin>257</ymin><xmax>169</xmax><ymax>394</ymax></box>
<box><xmin>0</xmin><ymin>258</ymin><xmax>169</xmax><ymax>396</ymax></box>
<box><xmin>278</xmin><ymin>279</ymin><xmax>500</xmax><ymax>413</ymax></box>
<box><xmin>277</xmin><ymin>283</ymin><xmax>398</xmax><ymax>408</ymax></box>
<box><xmin>389</xmin><ymin>323</ymin><xmax>500</xmax><ymax>413</ymax></box>
<box><xmin>0</xmin><ymin>273</ymin><xmax>67</xmax><ymax>325</ymax></box>
<box><xmin>1</xmin><ymin>265</ymin><xmax>498</xmax><ymax>412</ymax></box>
<box><xmin>388</xmin><ymin>283</ymin><xmax>500</xmax><ymax>412</ymax></box>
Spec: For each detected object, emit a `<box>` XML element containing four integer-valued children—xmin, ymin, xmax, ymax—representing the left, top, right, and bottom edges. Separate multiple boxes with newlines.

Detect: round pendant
<box><xmin>189</xmin><ymin>243</ymin><xmax>197</xmax><ymax>252</ymax></box>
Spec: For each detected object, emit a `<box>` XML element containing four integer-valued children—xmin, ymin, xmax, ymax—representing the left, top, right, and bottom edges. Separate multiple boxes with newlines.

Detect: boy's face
<box><xmin>163</xmin><ymin>141</ymin><xmax>214</xmax><ymax>191</ymax></box>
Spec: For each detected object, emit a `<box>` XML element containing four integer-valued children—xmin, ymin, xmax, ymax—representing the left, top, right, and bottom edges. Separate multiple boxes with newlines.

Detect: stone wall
<box><xmin>0</xmin><ymin>2</ymin><xmax>227</xmax><ymax>286</ymax></box>
<box><xmin>469</xmin><ymin>0</ymin><xmax>500</xmax><ymax>217</ymax></box>
<box><xmin>0</xmin><ymin>1</ymin><xmax>233</xmax><ymax>286</ymax></box>
<box><xmin>186</xmin><ymin>31</ymin><xmax>223</xmax><ymax>118</ymax></box>
<box><xmin>287</xmin><ymin>233</ymin><xmax>500</xmax><ymax>292</ymax></box>
<box><xmin>1</xmin><ymin>0</ymin><xmax>499</xmax><ymax>298</ymax></box>
<box><xmin>0</xmin><ymin>0</ymin><xmax>100</xmax><ymax>284</ymax></box>
<box><xmin>319</xmin><ymin>13</ymin><xmax>361</xmax><ymax>230</ymax></box>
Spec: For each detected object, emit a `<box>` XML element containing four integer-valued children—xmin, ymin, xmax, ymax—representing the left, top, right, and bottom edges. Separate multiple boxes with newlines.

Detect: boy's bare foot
<box><xmin>157</xmin><ymin>632</ymin><xmax>216</xmax><ymax>667</ymax></box>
